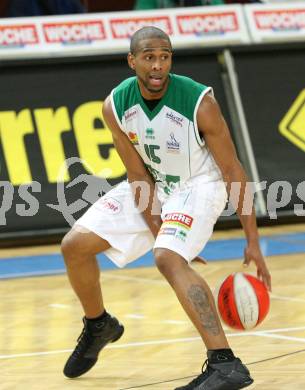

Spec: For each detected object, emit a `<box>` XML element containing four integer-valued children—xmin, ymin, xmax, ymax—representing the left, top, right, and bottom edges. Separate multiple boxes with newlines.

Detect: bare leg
<box><xmin>154</xmin><ymin>248</ymin><xmax>229</xmax><ymax>350</ymax></box>
<box><xmin>61</xmin><ymin>227</ymin><xmax>111</xmax><ymax>318</ymax></box>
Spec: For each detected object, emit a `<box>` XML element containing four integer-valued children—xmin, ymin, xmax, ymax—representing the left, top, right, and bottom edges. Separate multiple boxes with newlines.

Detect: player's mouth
<box><xmin>149</xmin><ymin>75</ymin><xmax>163</xmax><ymax>87</ymax></box>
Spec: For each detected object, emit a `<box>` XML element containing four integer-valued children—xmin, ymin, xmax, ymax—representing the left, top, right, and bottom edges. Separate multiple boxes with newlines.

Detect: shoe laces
<box><xmin>186</xmin><ymin>360</ymin><xmax>215</xmax><ymax>388</ymax></box>
<box><xmin>72</xmin><ymin>319</ymin><xmax>93</xmax><ymax>357</ymax></box>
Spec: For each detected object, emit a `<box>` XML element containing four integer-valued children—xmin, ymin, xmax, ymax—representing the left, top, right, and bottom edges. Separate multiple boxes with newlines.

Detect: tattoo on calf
<box><xmin>187</xmin><ymin>284</ymin><xmax>220</xmax><ymax>336</ymax></box>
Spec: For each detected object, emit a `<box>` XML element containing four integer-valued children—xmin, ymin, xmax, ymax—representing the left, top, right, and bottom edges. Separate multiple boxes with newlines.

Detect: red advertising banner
<box><xmin>0</xmin><ymin>24</ymin><xmax>39</xmax><ymax>47</ymax></box>
<box><xmin>176</xmin><ymin>12</ymin><xmax>239</xmax><ymax>35</ymax></box>
<box><xmin>109</xmin><ymin>16</ymin><xmax>172</xmax><ymax>39</ymax></box>
<box><xmin>43</xmin><ymin>20</ymin><xmax>106</xmax><ymax>43</ymax></box>
<box><xmin>0</xmin><ymin>7</ymin><xmax>248</xmax><ymax>57</ymax></box>
<box><xmin>245</xmin><ymin>3</ymin><xmax>305</xmax><ymax>42</ymax></box>
<box><xmin>254</xmin><ymin>9</ymin><xmax>305</xmax><ymax>31</ymax></box>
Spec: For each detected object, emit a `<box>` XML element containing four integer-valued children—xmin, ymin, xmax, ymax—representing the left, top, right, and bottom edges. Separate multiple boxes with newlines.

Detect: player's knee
<box><xmin>154</xmin><ymin>248</ymin><xmax>185</xmax><ymax>277</ymax></box>
<box><xmin>154</xmin><ymin>249</ymin><xmax>170</xmax><ymax>275</ymax></box>
<box><xmin>61</xmin><ymin>229</ymin><xmax>87</xmax><ymax>261</ymax></box>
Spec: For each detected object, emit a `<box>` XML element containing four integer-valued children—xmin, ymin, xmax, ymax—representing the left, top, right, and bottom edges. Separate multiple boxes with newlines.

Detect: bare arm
<box><xmin>197</xmin><ymin>93</ymin><xmax>271</xmax><ymax>290</ymax></box>
<box><xmin>102</xmin><ymin>96</ymin><xmax>162</xmax><ymax>238</ymax></box>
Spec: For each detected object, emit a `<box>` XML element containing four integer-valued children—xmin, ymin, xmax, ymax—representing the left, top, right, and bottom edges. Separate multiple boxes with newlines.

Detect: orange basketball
<box><xmin>215</xmin><ymin>272</ymin><xmax>270</xmax><ymax>330</ymax></box>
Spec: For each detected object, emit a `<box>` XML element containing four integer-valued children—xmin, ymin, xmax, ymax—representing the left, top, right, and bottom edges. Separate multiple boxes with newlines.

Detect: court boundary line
<box><xmin>118</xmin><ymin>348</ymin><xmax>305</xmax><ymax>389</ymax></box>
<box><xmin>1</xmin><ymin>325</ymin><xmax>304</xmax><ymax>360</ymax></box>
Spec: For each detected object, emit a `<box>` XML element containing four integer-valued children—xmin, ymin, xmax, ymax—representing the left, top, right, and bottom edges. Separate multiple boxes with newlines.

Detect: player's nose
<box><xmin>152</xmin><ymin>59</ymin><xmax>162</xmax><ymax>71</ymax></box>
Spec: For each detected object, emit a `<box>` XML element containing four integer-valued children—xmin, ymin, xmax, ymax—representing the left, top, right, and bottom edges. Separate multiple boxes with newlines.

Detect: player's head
<box><xmin>128</xmin><ymin>27</ymin><xmax>173</xmax><ymax>96</ymax></box>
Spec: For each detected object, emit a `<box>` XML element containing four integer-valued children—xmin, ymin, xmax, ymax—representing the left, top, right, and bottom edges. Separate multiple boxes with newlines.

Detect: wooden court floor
<box><xmin>0</xmin><ymin>225</ymin><xmax>305</xmax><ymax>390</ymax></box>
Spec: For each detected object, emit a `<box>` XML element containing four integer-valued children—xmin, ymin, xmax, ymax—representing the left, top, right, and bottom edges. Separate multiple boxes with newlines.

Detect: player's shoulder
<box><xmin>111</xmin><ymin>77</ymin><xmax>138</xmax><ymax>122</ymax></box>
<box><xmin>170</xmin><ymin>73</ymin><xmax>208</xmax><ymax>94</ymax></box>
<box><xmin>169</xmin><ymin>74</ymin><xmax>211</xmax><ymax>120</ymax></box>
<box><xmin>113</xmin><ymin>76</ymin><xmax>137</xmax><ymax>96</ymax></box>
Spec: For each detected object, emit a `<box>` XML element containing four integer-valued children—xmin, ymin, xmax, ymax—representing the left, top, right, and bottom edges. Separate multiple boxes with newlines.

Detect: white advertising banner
<box><xmin>0</xmin><ymin>18</ymin><xmax>43</xmax><ymax>57</ymax></box>
<box><xmin>0</xmin><ymin>5</ymin><xmax>248</xmax><ymax>59</ymax></box>
<box><xmin>104</xmin><ymin>9</ymin><xmax>175</xmax><ymax>52</ymax></box>
<box><xmin>39</xmin><ymin>14</ymin><xmax>110</xmax><ymax>54</ymax></box>
<box><xmin>171</xmin><ymin>5</ymin><xmax>249</xmax><ymax>48</ymax></box>
<box><xmin>105</xmin><ymin>6</ymin><xmax>249</xmax><ymax>50</ymax></box>
<box><xmin>245</xmin><ymin>2</ymin><xmax>305</xmax><ymax>43</ymax></box>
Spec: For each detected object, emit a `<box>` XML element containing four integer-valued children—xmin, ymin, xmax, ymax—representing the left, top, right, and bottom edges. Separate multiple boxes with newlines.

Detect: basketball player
<box><xmin>61</xmin><ymin>27</ymin><xmax>271</xmax><ymax>389</ymax></box>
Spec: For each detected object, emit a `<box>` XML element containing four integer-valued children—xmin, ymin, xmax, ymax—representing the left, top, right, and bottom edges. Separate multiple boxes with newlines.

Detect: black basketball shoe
<box><xmin>63</xmin><ymin>314</ymin><xmax>124</xmax><ymax>378</ymax></box>
<box><xmin>175</xmin><ymin>356</ymin><xmax>253</xmax><ymax>390</ymax></box>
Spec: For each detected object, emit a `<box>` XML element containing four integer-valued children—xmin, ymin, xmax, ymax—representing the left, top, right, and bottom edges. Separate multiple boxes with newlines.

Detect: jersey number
<box><xmin>144</xmin><ymin>144</ymin><xmax>161</xmax><ymax>164</ymax></box>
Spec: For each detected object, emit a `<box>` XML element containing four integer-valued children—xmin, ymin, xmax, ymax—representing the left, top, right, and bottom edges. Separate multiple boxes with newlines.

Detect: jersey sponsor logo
<box><xmin>128</xmin><ymin>131</ymin><xmax>139</xmax><ymax>145</ymax></box>
<box><xmin>43</xmin><ymin>21</ymin><xmax>106</xmax><ymax>44</ymax></box>
<box><xmin>164</xmin><ymin>213</ymin><xmax>193</xmax><ymax>229</ymax></box>
<box><xmin>145</xmin><ymin>128</ymin><xmax>155</xmax><ymax>140</ymax></box>
<box><xmin>124</xmin><ymin>108</ymin><xmax>137</xmax><ymax>122</ymax></box>
<box><xmin>109</xmin><ymin>16</ymin><xmax>172</xmax><ymax>39</ymax></box>
<box><xmin>279</xmin><ymin>89</ymin><xmax>305</xmax><ymax>152</ymax></box>
<box><xmin>254</xmin><ymin>9</ymin><xmax>305</xmax><ymax>31</ymax></box>
<box><xmin>158</xmin><ymin>227</ymin><xmax>177</xmax><ymax>236</ymax></box>
<box><xmin>97</xmin><ymin>197</ymin><xmax>121</xmax><ymax>214</ymax></box>
<box><xmin>0</xmin><ymin>24</ymin><xmax>39</xmax><ymax>47</ymax></box>
<box><xmin>166</xmin><ymin>132</ymin><xmax>180</xmax><ymax>153</ymax></box>
<box><xmin>176</xmin><ymin>229</ymin><xmax>188</xmax><ymax>242</ymax></box>
<box><xmin>166</xmin><ymin>111</ymin><xmax>183</xmax><ymax>127</ymax></box>
<box><xmin>176</xmin><ymin>12</ymin><xmax>239</xmax><ymax>35</ymax></box>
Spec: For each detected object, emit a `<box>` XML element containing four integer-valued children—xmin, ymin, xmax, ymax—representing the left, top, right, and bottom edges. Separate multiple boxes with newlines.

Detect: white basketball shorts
<box><xmin>75</xmin><ymin>177</ymin><xmax>227</xmax><ymax>268</ymax></box>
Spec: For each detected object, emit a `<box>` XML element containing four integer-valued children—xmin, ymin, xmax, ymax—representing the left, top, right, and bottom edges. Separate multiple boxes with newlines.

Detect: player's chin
<box><xmin>147</xmin><ymin>86</ymin><xmax>163</xmax><ymax>93</ymax></box>
<box><xmin>147</xmin><ymin>82</ymin><xmax>165</xmax><ymax>93</ymax></box>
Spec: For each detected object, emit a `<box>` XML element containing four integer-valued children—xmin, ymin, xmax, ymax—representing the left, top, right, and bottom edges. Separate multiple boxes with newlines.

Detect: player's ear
<box><xmin>127</xmin><ymin>52</ymin><xmax>136</xmax><ymax>71</ymax></box>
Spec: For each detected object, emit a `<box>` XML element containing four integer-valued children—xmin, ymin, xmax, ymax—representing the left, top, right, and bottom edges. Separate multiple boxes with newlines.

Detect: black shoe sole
<box><xmin>237</xmin><ymin>378</ymin><xmax>254</xmax><ymax>389</ymax></box>
<box><xmin>224</xmin><ymin>378</ymin><xmax>254</xmax><ymax>390</ymax></box>
<box><xmin>174</xmin><ymin>376</ymin><xmax>254</xmax><ymax>390</ymax></box>
<box><xmin>64</xmin><ymin>359</ymin><xmax>98</xmax><ymax>379</ymax></box>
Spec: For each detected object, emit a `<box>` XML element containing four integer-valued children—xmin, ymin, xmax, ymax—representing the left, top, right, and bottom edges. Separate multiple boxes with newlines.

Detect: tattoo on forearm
<box><xmin>187</xmin><ymin>284</ymin><xmax>220</xmax><ymax>336</ymax></box>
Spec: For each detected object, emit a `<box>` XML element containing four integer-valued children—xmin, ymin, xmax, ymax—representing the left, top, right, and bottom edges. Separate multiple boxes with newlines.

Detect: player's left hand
<box><xmin>243</xmin><ymin>243</ymin><xmax>272</xmax><ymax>292</ymax></box>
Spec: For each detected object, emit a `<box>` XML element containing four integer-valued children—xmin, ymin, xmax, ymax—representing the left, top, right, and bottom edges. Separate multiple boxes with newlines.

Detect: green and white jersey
<box><xmin>110</xmin><ymin>73</ymin><xmax>222</xmax><ymax>200</ymax></box>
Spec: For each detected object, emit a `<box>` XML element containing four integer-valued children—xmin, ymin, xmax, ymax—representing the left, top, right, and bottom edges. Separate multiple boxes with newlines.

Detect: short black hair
<box><xmin>130</xmin><ymin>26</ymin><xmax>172</xmax><ymax>54</ymax></box>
